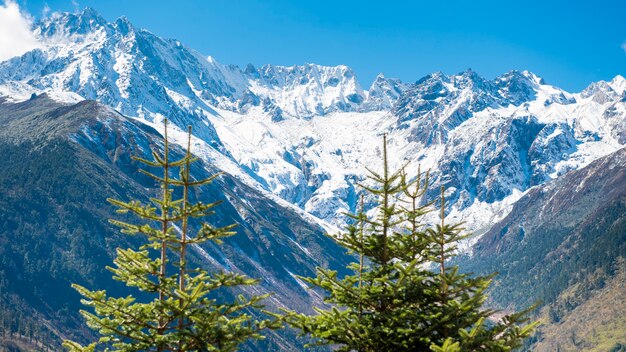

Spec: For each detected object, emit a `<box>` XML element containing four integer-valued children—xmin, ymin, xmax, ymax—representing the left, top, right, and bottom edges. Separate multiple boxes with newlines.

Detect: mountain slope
<box><xmin>204</xmin><ymin>71</ymin><xmax>625</xmax><ymax>231</ymax></box>
<box><xmin>0</xmin><ymin>8</ymin><xmax>624</xmax><ymax>234</ymax></box>
<box><xmin>0</xmin><ymin>95</ymin><xmax>351</xmax><ymax>350</ymax></box>
<box><xmin>461</xmin><ymin>147</ymin><xmax>626</xmax><ymax>350</ymax></box>
<box><xmin>0</xmin><ymin>7</ymin><xmax>624</xmax><ymax>351</ymax></box>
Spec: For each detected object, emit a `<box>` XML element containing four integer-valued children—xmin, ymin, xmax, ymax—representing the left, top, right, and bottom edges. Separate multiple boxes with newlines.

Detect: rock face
<box><xmin>0</xmin><ymin>95</ymin><xmax>351</xmax><ymax>350</ymax></box>
<box><xmin>244</xmin><ymin>63</ymin><xmax>367</xmax><ymax>117</ymax></box>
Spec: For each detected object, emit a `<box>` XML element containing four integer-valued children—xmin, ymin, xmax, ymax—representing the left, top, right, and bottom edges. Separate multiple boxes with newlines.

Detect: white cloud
<box><xmin>0</xmin><ymin>0</ymin><xmax>41</xmax><ymax>62</ymax></box>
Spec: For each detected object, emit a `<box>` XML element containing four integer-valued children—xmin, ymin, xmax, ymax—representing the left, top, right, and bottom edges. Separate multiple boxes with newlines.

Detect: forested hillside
<box><xmin>0</xmin><ymin>95</ymin><xmax>351</xmax><ymax>350</ymax></box>
<box><xmin>461</xmin><ymin>147</ymin><xmax>626</xmax><ymax>351</ymax></box>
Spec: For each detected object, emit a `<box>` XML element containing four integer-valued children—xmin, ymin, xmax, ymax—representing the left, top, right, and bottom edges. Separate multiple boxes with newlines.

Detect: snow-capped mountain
<box><xmin>244</xmin><ymin>63</ymin><xmax>367</xmax><ymax>118</ymax></box>
<box><xmin>0</xmin><ymin>7</ymin><xmax>624</xmax><ymax>234</ymax></box>
<box><xmin>362</xmin><ymin>73</ymin><xmax>411</xmax><ymax>111</ymax></box>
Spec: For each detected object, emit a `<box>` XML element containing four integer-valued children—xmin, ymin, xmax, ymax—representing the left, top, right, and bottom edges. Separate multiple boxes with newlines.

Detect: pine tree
<box><xmin>63</xmin><ymin>120</ymin><xmax>279</xmax><ymax>351</ymax></box>
<box><xmin>425</xmin><ymin>186</ymin><xmax>538</xmax><ymax>351</ymax></box>
<box><xmin>285</xmin><ymin>135</ymin><xmax>538</xmax><ymax>351</ymax></box>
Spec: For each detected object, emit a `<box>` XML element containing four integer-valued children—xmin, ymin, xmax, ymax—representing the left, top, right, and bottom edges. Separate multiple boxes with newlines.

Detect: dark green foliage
<box><xmin>610</xmin><ymin>342</ymin><xmax>626</xmax><ymax>352</ymax></box>
<box><xmin>64</xmin><ymin>121</ymin><xmax>280</xmax><ymax>351</ymax></box>
<box><xmin>285</xmin><ymin>136</ymin><xmax>538</xmax><ymax>351</ymax></box>
<box><xmin>0</xmin><ymin>138</ymin><xmax>139</xmax><ymax>350</ymax></box>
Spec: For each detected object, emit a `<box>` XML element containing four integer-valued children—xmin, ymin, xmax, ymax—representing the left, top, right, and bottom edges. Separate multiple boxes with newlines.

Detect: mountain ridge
<box><xmin>0</xmin><ymin>7</ymin><xmax>624</xmax><ymax>233</ymax></box>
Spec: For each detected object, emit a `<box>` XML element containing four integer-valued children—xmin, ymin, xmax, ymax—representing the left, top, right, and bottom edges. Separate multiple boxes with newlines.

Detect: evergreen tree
<box><xmin>64</xmin><ymin>120</ymin><xmax>279</xmax><ymax>351</ymax></box>
<box><xmin>285</xmin><ymin>136</ymin><xmax>538</xmax><ymax>351</ymax></box>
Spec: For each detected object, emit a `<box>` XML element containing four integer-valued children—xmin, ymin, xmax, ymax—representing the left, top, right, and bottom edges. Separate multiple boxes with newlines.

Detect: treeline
<box><xmin>464</xmin><ymin>195</ymin><xmax>625</xmax><ymax>322</ymax></box>
<box><xmin>0</xmin><ymin>296</ymin><xmax>57</xmax><ymax>351</ymax></box>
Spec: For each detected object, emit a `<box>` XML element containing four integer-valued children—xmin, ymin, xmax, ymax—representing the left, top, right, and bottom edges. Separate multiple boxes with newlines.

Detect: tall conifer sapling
<box><xmin>64</xmin><ymin>120</ymin><xmax>279</xmax><ymax>352</ymax></box>
<box><xmin>285</xmin><ymin>135</ymin><xmax>538</xmax><ymax>351</ymax></box>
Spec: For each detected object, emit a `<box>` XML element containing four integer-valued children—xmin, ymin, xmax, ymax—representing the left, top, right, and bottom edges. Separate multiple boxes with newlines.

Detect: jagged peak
<box><xmin>113</xmin><ymin>16</ymin><xmax>134</xmax><ymax>36</ymax></box>
<box><xmin>38</xmin><ymin>7</ymin><xmax>109</xmax><ymax>37</ymax></box>
<box><xmin>611</xmin><ymin>74</ymin><xmax>626</xmax><ymax>83</ymax></box>
<box><xmin>459</xmin><ymin>67</ymin><xmax>477</xmax><ymax>76</ymax></box>
<box><xmin>498</xmin><ymin>69</ymin><xmax>529</xmax><ymax>80</ymax></box>
<box><xmin>115</xmin><ymin>14</ymin><xmax>130</xmax><ymax>22</ymax></box>
<box><xmin>244</xmin><ymin>63</ymin><xmax>256</xmax><ymax>73</ymax></box>
<box><xmin>79</xmin><ymin>7</ymin><xmax>102</xmax><ymax>20</ymax></box>
<box><xmin>415</xmin><ymin>71</ymin><xmax>449</xmax><ymax>85</ymax></box>
<box><xmin>368</xmin><ymin>74</ymin><xmax>406</xmax><ymax>94</ymax></box>
<box><xmin>609</xmin><ymin>74</ymin><xmax>626</xmax><ymax>95</ymax></box>
<box><xmin>453</xmin><ymin>68</ymin><xmax>487</xmax><ymax>86</ymax></box>
<box><xmin>495</xmin><ymin>70</ymin><xmax>542</xmax><ymax>88</ymax></box>
<box><xmin>256</xmin><ymin>62</ymin><xmax>354</xmax><ymax>74</ymax></box>
<box><xmin>371</xmin><ymin>72</ymin><xmax>403</xmax><ymax>84</ymax></box>
<box><xmin>363</xmin><ymin>73</ymin><xmax>407</xmax><ymax>111</ymax></box>
<box><xmin>520</xmin><ymin>70</ymin><xmax>545</xmax><ymax>85</ymax></box>
<box><xmin>577</xmin><ymin>75</ymin><xmax>626</xmax><ymax>104</ymax></box>
<box><xmin>492</xmin><ymin>70</ymin><xmax>541</xmax><ymax>106</ymax></box>
<box><xmin>250</xmin><ymin>62</ymin><xmax>362</xmax><ymax>88</ymax></box>
<box><xmin>580</xmin><ymin>78</ymin><xmax>617</xmax><ymax>98</ymax></box>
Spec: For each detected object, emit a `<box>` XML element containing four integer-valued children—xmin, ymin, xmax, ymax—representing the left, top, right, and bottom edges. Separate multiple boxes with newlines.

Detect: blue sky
<box><xmin>16</xmin><ymin>0</ymin><xmax>626</xmax><ymax>91</ymax></box>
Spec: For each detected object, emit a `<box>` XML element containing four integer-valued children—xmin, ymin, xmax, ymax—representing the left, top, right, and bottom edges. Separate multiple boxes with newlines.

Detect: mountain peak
<box><xmin>415</xmin><ymin>71</ymin><xmax>449</xmax><ymax>86</ymax></box>
<box><xmin>369</xmin><ymin>72</ymin><xmax>404</xmax><ymax>87</ymax></box>
<box><xmin>609</xmin><ymin>74</ymin><xmax>626</xmax><ymax>95</ymax></box>
<box><xmin>38</xmin><ymin>7</ymin><xmax>108</xmax><ymax>37</ymax></box>
<box><xmin>374</xmin><ymin>72</ymin><xmax>386</xmax><ymax>80</ymax></box>
<box><xmin>244</xmin><ymin>62</ymin><xmax>366</xmax><ymax>116</ymax></box>
<box><xmin>455</xmin><ymin>68</ymin><xmax>484</xmax><ymax>84</ymax></box>
<box><xmin>496</xmin><ymin>70</ymin><xmax>543</xmax><ymax>87</ymax></box>
<box><xmin>362</xmin><ymin>73</ymin><xmax>408</xmax><ymax>111</ymax></box>
<box><xmin>580</xmin><ymin>76</ymin><xmax>625</xmax><ymax>103</ymax></box>
<box><xmin>80</xmin><ymin>7</ymin><xmax>101</xmax><ymax>19</ymax></box>
<box><xmin>520</xmin><ymin>70</ymin><xmax>545</xmax><ymax>85</ymax></box>
<box><xmin>494</xmin><ymin>70</ymin><xmax>540</xmax><ymax>105</ymax></box>
<box><xmin>113</xmin><ymin>16</ymin><xmax>134</xmax><ymax>35</ymax></box>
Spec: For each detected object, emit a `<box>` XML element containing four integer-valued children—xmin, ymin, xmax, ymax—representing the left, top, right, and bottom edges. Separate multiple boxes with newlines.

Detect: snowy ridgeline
<box><xmin>0</xmin><ymin>7</ymin><xmax>625</xmax><ymax>244</ymax></box>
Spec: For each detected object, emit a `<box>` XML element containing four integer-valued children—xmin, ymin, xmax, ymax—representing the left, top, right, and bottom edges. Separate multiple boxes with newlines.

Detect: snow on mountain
<box><xmin>205</xmin><ymin>65</ymin><xmax>624</xmax><ymax>232</ymax></box>
<box><xmin>207</xmin><ymin>107</ymin><xmax>398</xmax><ymax>224</ymax></box>
<box><xmin>362</xmin><ymin>73</ymin><xmax>411</xmax><ymax>111</ymax></box>
<box><xmin>0</xmin><ymin>7</ymin><xmax>403</xmax><ymax>143</ymax></box>
<box><xmin>0</xmin><ymin>8</ymin><xmax>248</xmax><ymax>148</ymax></box>
<box><xmin>0</xmin><ymin>7</ymin><xmax>624</xmax><ymax>238</ymax></box>
<box><xmin>244</xmin><ymin>63</ymin><xmax>367</xmax><ymax>118</ymax></box>
<box><xmin>204</xmin><ymin>67</ymin><xmax>624</xmax><ymax>231</ymax></box>
<box><xmin>608</xmin><ymin>75</ymin><xmax>626</xmax><ymax>95</ymax></box>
